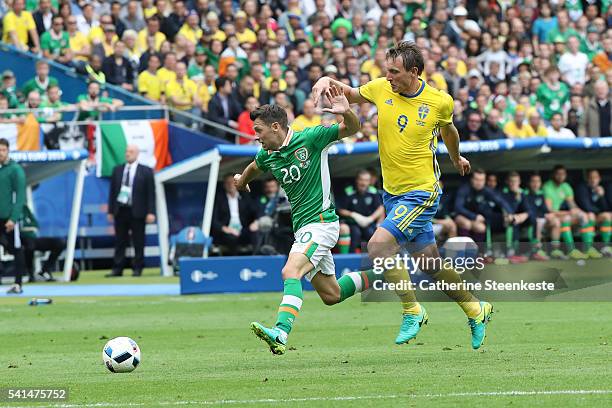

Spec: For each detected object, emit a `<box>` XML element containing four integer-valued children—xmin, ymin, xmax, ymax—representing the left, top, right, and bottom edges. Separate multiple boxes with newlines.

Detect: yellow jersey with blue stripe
<box><xmin>359</xmin><ymin>77</ymin><xmax>454</xmax><ymax>195</ymax></box>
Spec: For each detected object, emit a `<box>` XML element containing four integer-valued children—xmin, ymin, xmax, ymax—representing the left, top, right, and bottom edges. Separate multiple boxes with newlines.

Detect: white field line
<box><xmin>3</xmin><ymin>389</ymin><xmax>612</xmax><ymax>408</ymax></box>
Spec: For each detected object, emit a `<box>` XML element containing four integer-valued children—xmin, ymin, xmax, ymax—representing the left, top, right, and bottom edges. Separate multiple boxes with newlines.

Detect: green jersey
<box><xmin>542</xmin><ymin>180</ymin><xmax>574</xmax><ymax>211</ymax></box>
<box><xmin>76</xmin><ymin>94</ymin><xmax>114</xmax><ymax>120</ymax></box>
<box><xmin>580</xmin><ymin>36</ymin><xmax>603</xmax><ymax>61</ymax></box>
<box><xmin>536</xmin><ymin>82</ymin><xmax>569</xmax><ymax>120</ymax></box>
<box><xmin>40</xmin><ymin>31</ymin><xmax>70</xmax><ymax>57</ymax></box>
<box><xmin>21</xmin><ymin>76</ymin><xmax>59</xmax><ymax>101</ymax></box>
<box><xmin>187</xmin><ymin>63</ymin><xmax>204</xmax><ymax>81</ymax></box>
<box><xmin>546</xmin><ymin>27</ymin><xmax>579</xmax><ymax>44</ymax></box>
<box><xmin>39</xmin><ymin>99</ymin><xmax>68</xmax><ymax>122</ymax></box>
<box><xmin>254</xmin><ymin>124</ymin><xmax>340</xmax><ymax>232</ymax></box>
<box><xmin>26</xmin><ymin>0</ymin><xmax>58</xmax><ymax>11</ymax></box>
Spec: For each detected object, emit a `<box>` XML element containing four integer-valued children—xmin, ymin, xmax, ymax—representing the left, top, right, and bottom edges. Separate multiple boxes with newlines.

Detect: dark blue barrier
<box><xmin>168</xmin><ymin>123</ymin><xmax>228</xmax><ymax>163</ymax></box>
<box><xmin>179</xmin><ymin>254</ymin><xmax>364</xmax><ymax>295</ymax></box>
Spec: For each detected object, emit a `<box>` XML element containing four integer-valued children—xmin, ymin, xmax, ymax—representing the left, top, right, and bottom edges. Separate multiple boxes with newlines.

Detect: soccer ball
<box><xmin>102</xmin><ymin>337</ymin><xmax>141</xmax><ymax>373</ymax></box>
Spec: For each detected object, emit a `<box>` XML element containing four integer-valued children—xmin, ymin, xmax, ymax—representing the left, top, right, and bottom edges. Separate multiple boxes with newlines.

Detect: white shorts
<box><xmin>290</xmin><ymin>221</ymin><xmax>339</xmax><ymax>281</ymax></box>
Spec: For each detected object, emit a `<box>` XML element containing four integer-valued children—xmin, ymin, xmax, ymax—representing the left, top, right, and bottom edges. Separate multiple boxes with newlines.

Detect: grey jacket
<box><xmin>579</xmin><ymin>97</ymin><xmax>612</xmax><ymax>137</ymax></box>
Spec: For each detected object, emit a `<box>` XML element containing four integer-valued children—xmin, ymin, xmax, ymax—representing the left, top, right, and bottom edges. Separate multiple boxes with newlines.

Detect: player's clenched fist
<box><xmin>234</xmin><ymin>174</ymin><xmax>250</xmax><ymax>192</ymax></box>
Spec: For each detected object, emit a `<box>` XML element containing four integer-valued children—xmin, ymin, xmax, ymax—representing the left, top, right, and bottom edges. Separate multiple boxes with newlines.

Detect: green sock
<box><xmin>338</xmin><ymin>232</ymin><xmax>351</xmax><ymax>254</ymax></box>
<box><xmin>275</xmin><ymin>278</ymin><xmax>303</xmax><ymax>335</ymax></box>
<box><xmin>338</xmin><ymin>269</ymin><xmax>378</xmax><ymax>302</ymax></box>
<box><xmin>505</xmin><ymin>226</ymin><xmax>513</xmax><ymax>254</ymax></box>
<box><xmin>561</xmin><ymin>221</ymin><xmax>574</xmax><ymax>251</ymax></box>
<box><xmin>486</xmin><ymin>225</ymin><xmax>492</xmax><ymax>253</ymax></box>
<box><xmin>527</xmin><ymin>225</ymin><xmax>536</xmax><ymax>243</ymax></box>
<box><xmin>601</xmin><ymin>220</ymin><xmax>611</xmax><ymax>244</ymax></box>
<box><xmin>581</xmin><ymin>221</ymin><xmax>594</xmax><ymax>251</ymax></box>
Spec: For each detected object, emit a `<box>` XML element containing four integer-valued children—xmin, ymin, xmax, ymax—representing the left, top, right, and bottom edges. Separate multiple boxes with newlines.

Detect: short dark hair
<box><xmin>472</xmin><ymin>168</ymin><xmax>486</xmax><ymax>178</ymax></box>
<box><xmin>553</xmin><ymin>164</ymin><xmax>566</xmax><ymax>172</ymax></box>
<box><xmin>250</xmin><ymin>104</ymin><xmax>288</xmax><ymax>130</ymax></box>
<box><xmin>215</xmin><ymin>76</ymin><xmax>231</xmax><ymax>90</ymax></box>
<box><xmin>506</xmin><ymin>171</ymin><xmax>520</xmax><ymax>181</ymax></box>
<box><xmin>356</xmin><ymin>169</ymin><xmax>371</xmax><ymax>178</ymax></box>
<box><xmin>551</xmin><ymin>112</ymin><xmax>563</xmax><ymax>120</ymax></box>
<box><xmin>0</xmin><ymin>138</ymin><xmax>9</xmax><ymax>148</ymax></box>
<box><xmin>386</xmin><ymin>41</ymin><xmax>424</xmax><ymax>75</ymax></box>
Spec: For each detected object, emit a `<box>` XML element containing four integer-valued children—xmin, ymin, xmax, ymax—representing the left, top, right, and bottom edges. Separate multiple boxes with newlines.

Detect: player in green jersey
<box><xmin>234</xmin><ymin>85</ymin><xmax>377</xmax><ymax>354</ymax></box>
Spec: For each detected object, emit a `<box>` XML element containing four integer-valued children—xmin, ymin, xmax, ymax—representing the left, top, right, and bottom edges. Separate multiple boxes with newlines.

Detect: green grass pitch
<box><xmin>2</xmin><ymin>290</ymin><xmax>612</xmax><ymax>407</ymax></box>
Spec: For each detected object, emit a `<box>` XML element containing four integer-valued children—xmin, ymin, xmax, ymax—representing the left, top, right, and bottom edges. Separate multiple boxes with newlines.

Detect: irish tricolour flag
<box><xmin>95</xmin><ymin>119</ymin><xmax>172</xmax><ymax>177</ymax></box>
<box><xmin>0</xmin><ymin>114</ymin><xmax>41</xmax><ymax>151</ymax></box>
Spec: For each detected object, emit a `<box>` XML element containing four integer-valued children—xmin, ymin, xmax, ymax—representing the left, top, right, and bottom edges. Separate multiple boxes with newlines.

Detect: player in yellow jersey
<box><xmin>312</xmin><ymin>41</ymin><xmax>493</xmax><ymax>349</ymax></box>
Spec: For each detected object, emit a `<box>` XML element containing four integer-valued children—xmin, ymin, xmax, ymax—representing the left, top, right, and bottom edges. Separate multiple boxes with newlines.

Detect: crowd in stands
<box><xmin>210</xmin><ymin>165</ymin><xmax>611</xmax><ymax>261</ymax></box>
<box><xmin>0</xmin><ymin>59</ymin><xmax>124</xmax><ymax>124</ymax></box>
<box><xmin>1</xmin><ymin>0</ymin><xmax>612</xmax><ymax>142</ymax></box>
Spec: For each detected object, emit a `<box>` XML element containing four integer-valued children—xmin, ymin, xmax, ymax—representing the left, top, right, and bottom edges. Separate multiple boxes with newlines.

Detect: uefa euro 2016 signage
<box><xmin>179</xmin><ymin>255</ymin><xmax>363</xmax><ymax>295</ymax></box>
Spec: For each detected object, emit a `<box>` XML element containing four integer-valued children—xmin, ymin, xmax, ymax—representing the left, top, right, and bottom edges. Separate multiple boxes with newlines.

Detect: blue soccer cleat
<box><xmin>468</xmin><ymin>301</ymin><xmax>493</xmax><ymax>350</ymax></box>
<box><xmin>395</xmin><ymin>306</ymin><xmax>428</xmax><ymax>345</ymax></box>
<box><xmin>250</xmin><ymin>322</ymin><xmax>287</xmax><ymax>355</ymax></box>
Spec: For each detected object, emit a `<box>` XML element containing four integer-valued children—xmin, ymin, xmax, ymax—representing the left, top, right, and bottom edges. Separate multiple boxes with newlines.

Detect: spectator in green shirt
<box><xmin>18</xmin><ymin>90</ymin><xmax>42</xmax><ymax>121</ymax></box>
<box><xmin>536</xmin><ymin>67</ymin><xmax>570</xmax><ymax>121</ymax></box>
<box><xmin>546</xmin><ymin>9</ymin><xmax>579</xmax><ymax>44</ymax></box>
<box><xmin>0</xmin><ymin>94</ymin><xmax>23</xmax><ymax>124</ymax></box>
<box><xmin>187</xmin><ymin>46</ymin><xmax>208</xmax><ymax>81</ymax></box>
<box><xmin>40</xmin><ymin>84</ymin><xmax>71</xmax><ymax>123</ymax></box>
<box><xmin>0</xmin><ymin>138</ymin><xmax>27</xmax><ymax>294</ymax></box>
<box><xmin>20</xmin><ymin>60</ymin><xmax>59</xmax><ymax>103</ymax></box>
<box><xmin>40</xmin><ymin>15</ymin><xmax>72</xmax><ymax>65</ymax></box>
<box><xmin>77</xmin><ymin>81</ymin><xmax>124</xmax><ymax>121</ymax></box>
<box><xmin>580</xmin><ymin>25</ymin><xmax>603</xmax><ymax>61</ymax></box>
<box><xmin>542</xmin><ymin>165</ymin><xmax>592</xmax><ymax>259</ymax></box>
<box><xmin>1</xmin><ymin>70</ymin><xmax>20</xmax><ymax>108</ymax></box>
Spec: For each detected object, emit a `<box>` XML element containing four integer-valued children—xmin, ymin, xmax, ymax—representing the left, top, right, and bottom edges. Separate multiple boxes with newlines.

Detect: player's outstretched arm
<box><xmin>234</xmin><ymin>161</ymin><xmax>263</xmax><ymax>193</ymax></box>
<box><xmin>322</xmin><ymin>85</ymin><xmax>360</xmax><ymax>139</ymax></box>
<box><xmin>440</xmin><ymin>123</ymin><xmax>471</xmax><ymax>176</ymax></box>
<box><xmin>312</xmin><ymin>76</ymin><xmax>366</xmax><ymax>106</ymax></box>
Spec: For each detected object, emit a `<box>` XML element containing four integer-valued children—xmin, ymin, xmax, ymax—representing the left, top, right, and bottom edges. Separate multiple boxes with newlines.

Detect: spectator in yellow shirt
<box><xmin>3</xmin><ymin>0</ymin><xmax>39</xmax><ymax>52</ymax></box>
<box><xmin>89</xmin><ymin>15</ymin><xmax>116</xmax><ymax>46</ymax></box>
<box><xmin>165</xmin><ymin>62</ymin><xmax>200</xmax><ymax>124</ymax></box>
<box><xmin>100</xmin><ymin>24</ymin><xmax>119</xmax><ymax>57</ymax></box>
<box><xmin>176</xmin><ymin>10</ymin><xmax>202</xmax><ymax>47</ymax></box>
<box><xmin>360</xmin><ymin>48</ymin><xmax>386</xmax><ymax>79</ymax></box>
<box><xmin>138</xmin><ymin>54</ymin><xmax>164</xmax><ymax>102</ymax></box>
<box><xmin>421</xmin><ymin>60</ymin><xmax>448</xmax><ymax>91</ymax></box>
<box><xmin>157</xmin><ymin>52</ymin><xmax>177</xmax><ymax>87</ymax></box>
<box><xmin>67</xmin><ymin>16</ymin><xmax>91</xmax><ymax>64</ymax></box>
<box><xmin>264</xmin><ymin>63</ymin><xmax>287</xmax><ymax>91</ymax></box>
<box><xmin>137</xmin><ymin>15</ymin><xmax>167</xmax><ymax>54</ymax></box>
<box><xmin>197</xmin><ymin>65</ymin><xmax>217</xmax><ymax>114</ymax></box>
<box><xmin>141</xmin><ymin>0</ymin><xmax>158</xmax><ymax>19</ymax></box>
<box><xmin>526</xmin><ymin>109</ymin><xmax>548</xmax><ymax>137</ymax></box>
<box><xmin>205</xmin><ymin>12</ymin><xmax>227</xmax><ymax>43</ymax></box>
<box><xmin>234</xmin><ymin>11</ymin><xmax>257</xmax><ymax>44</ymax></box>
<box><xmin>292</xmin><ymin>100</ymin><xmax>321</xmax><ymax>131</ymax></box>
<box><xmin>503</xmin><ymin>106</ymin><xmax>536</xmax><ymax>138</ymax></box>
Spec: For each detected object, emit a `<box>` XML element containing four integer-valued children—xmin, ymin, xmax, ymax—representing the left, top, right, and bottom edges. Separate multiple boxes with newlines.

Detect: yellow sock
<box><xmin>383</xmin><ymin>266</ymin><xmax>421</xmax><ymax>315</ymax></box>
<box><xmin>431</xmin><ymin>266</ymin><xmax>481</xmax><ymax>318</ymax></box>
